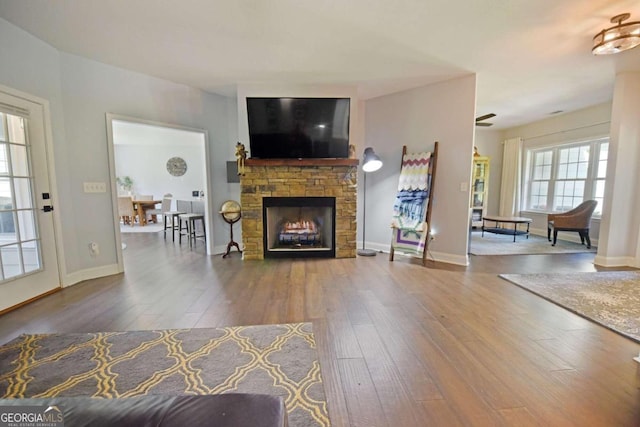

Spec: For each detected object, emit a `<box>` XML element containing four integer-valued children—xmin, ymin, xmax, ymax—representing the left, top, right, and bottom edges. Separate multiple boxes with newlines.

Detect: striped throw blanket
<box><xmin>397</xmin><ymin>152</ymin><xmax>431</xmax><ymax>191</ymax></box>
<box><xmin>391</xmin><ymin>151</ymin><xmax>432</xmax><ymax>254</ymax></box>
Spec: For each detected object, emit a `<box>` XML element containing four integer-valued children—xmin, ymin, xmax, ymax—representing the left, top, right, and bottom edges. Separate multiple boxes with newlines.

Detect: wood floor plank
<box><xmin>327</xmin><ymin>310</ymin><xmax>363</xmax><ymax>360</ymax></box>
<box><xmin>468</xmin><ymin>336</ymin><xmax>588</xmax><ymax>425</ymax></box>
<box><xmin>549</xmin><ymin>369</ymin><xmax>640</xmax><ymax>426</ymax></box>
<box><xmin>352</xmin><ymin>324</ymin><xmax>424</xmax><ymax>426</ymax></box>
<box><xmin>337</xmin><ymin>358</ymin><xmax>388</xmax><ymax>427</ymax></box>
<box><xmin>312</xmin><ymin>319</ymin><xmax>350</xmax><ymax>427</ymax></box>
<box><xmin>380</xmin><ymin>307</ymin><xmax>504</xmax><ymax>425</ymax></box>
<box><xmin>287</xmin><ymin>261</ymin><xmax>306</xmax><ymax>322</ymax></box>
<box><xmin>421</xmin><ymin>318</ymin><xmax>525</xmax><ymax>411</ymax></box>
<box><xmin>498</xmin><ymin>407</ymin><xmax>541</xmax><ymax>427</ymax></box>
<box><xmin>358</xmin><ymin>294</ymin><xmax>443</xmax><ymax>401</ymax></box>
<box><xmin>304</xmin><ymin>271</ymin><xmax>325</xmax><ymax>320</ymax></box>
<box><xmin>419</xmin><ymin>399</ymin><xmax>465</xmax><ymax>426</ymax></box>
<box><xmin>412</xmin><ymin>282</ymin><xmax>577</xmax><ymax>373</ymax></box>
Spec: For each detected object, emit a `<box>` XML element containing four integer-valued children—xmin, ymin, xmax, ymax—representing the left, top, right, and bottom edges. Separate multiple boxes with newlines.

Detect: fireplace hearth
<box><xmin>263</xmin><ymin>197</ymin><xmax>335</xmax><ymax>258</ymax></box>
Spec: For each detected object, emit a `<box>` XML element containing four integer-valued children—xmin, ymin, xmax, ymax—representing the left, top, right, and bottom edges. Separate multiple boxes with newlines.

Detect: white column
<box><xmin>595</xmin><ymin>71</ymin><xmax>640</xmax><ymax>267</ymax></box>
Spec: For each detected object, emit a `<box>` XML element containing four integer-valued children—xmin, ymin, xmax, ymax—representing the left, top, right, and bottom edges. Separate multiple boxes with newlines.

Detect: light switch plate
<box><xmin>83</xmin><ymin>182</ymin><xmax>107</xmax><ymax>193</ymax></box>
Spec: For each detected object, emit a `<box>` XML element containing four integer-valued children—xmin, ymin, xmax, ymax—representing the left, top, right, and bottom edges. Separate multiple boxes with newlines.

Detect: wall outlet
<box><xmin>89</xmin><ymin>242</ymin><xmax>100</xmax><ymax>256</ymax></box>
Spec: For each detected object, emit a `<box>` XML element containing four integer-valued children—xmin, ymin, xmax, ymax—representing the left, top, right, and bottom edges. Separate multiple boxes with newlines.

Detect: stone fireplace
<box><xmin>240</xmin><ymin>158</ymin><xmax>358</xmax><ymax>260</ymax></box>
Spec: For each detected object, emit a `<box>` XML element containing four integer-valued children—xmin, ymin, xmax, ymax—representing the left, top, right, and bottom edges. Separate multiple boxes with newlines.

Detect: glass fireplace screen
<box><xmin>263</xmin><ymin>197</ymin><xmax>335</xmax><ymax>258</ymax></box>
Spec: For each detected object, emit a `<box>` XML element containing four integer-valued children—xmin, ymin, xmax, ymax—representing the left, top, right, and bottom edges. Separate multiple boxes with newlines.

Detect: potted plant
<box><xmin>116</xmin><ymin>176</ymin><xmax>134</xmax><ymax>194</ymax></box>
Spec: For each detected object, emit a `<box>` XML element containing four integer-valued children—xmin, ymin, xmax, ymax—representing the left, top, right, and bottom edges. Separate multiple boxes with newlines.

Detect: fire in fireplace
<box><xmin>263</xmin><ymin>197</ymin><xmax>336</xmax><ymax>258</ymax></box>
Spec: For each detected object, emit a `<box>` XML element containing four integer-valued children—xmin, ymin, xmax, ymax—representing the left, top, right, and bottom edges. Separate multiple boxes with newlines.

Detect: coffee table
<box><xmin>482</xmin><ymin>215</ymin><xmax>532</xmax><ymax>242</ymax></box>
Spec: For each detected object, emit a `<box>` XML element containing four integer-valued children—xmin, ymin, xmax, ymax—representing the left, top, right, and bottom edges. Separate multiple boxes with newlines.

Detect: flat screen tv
<box><xmin>246</xmin><ymin>97</ymin><xmax>350</xmax><ymax>159</ymax></box>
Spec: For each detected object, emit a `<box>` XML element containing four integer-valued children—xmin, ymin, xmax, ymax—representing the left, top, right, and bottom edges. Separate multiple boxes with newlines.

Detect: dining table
<box><xmin>132</xmin><ymin>200</ymin><xmax>161</xmax><ymax>226</ymax></box>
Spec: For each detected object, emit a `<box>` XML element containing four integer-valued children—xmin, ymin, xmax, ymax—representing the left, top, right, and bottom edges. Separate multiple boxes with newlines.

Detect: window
<box><xmin>593</xmin><ymin>143</ymin><xmax>608</xmax><ymax>213</ymax></box>
<box><xmin>525</xmin><ymin>138</ymin><xmax>608</xmax><ymax>216</ymax></box>
<box><xmin>0</xmin><ymin>112</ymin><xmax>42</xmax><ymax>280</ymax></box>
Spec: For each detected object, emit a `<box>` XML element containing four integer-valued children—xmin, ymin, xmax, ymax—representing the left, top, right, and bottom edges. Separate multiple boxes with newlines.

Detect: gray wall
<box><xmin>1</xmin><ymin>16</ymin><xmax>480</xmax><ymax>272</ymax></box>
<box><xmin>0</xmin><ymin>17</ymin><xmax>236</xmax><ymax>283</ymax></box>
<box><xmin>363</xmin><ymin>75</ymin><xmax>477</xmax><ymax>265</ymax></box>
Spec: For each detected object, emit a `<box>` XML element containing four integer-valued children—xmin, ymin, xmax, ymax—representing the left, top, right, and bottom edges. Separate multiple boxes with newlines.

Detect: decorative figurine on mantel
<box><xmin>235</xmin><ymin>142</ymin><xmax>247</xmax><ymax>176</ymax></box>
<box><xmin>473</xmin><ymin>146</ymin><xmax>481</xmax><ymax>157</ymax></box>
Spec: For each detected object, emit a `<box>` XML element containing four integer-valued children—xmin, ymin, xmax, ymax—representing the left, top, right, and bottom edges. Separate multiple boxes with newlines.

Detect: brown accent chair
<box><xmin>547</xmin><ymin>200</ymin><xmax>598</xmax><ymax>248</ymax></box>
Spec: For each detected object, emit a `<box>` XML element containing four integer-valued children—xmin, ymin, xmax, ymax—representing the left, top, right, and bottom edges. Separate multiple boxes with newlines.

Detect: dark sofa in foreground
<box><xmin>0</xmin><ymin>394</ymin><xmax>288</xmax><ymax>427</ymax></box>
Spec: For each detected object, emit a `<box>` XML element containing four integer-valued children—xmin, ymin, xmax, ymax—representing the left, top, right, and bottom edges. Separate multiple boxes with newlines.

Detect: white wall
<box><xmin>115</xmin><ymin>145</ymin><xmax>205</xmax><ymax>201</ymax></box>
<box><xmin>596</xmin><ymin>72</ymin><xmax>640</xmax><ymax>268</ymax></box>
<box><xmin>504</xmin><ymin>103</ymin><xmax>611</xmax><ymax>146</ymax></box>
<box><xmin>364</xmin><ymin>75</ymin><xmax>477</xmax><ymax>265</ymax></box>
<box><xmin>113</xmin><ymin>121</ymin><xmax>206</xmax><ymax>202</ymax></box>
<box><xmin>502</xmin><ymin>103</ymin><xmax>611</xmax><ymax>240</ymax></box>
<box><xmin>0</xmin><ymin>18</ymin><xmax>236</xmax><ymax>284</ymax></box>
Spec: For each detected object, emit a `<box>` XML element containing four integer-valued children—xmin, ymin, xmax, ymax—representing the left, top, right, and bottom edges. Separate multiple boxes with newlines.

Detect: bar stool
<box><xmin>163</xmin><ymin>211</ymin><xmax>186</xmax><ymax>241</ymax></box>
<box><xmin>178</xmin><ymin>213</ymin><xmax>206</xmax><ymax>248</ymax></box>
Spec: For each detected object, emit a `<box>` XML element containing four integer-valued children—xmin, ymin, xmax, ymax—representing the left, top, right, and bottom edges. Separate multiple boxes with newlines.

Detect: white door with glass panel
<box><xmin>0</xmin><ymin>90</ymin><xmax>60</xmax><ymax>312</ymax></box>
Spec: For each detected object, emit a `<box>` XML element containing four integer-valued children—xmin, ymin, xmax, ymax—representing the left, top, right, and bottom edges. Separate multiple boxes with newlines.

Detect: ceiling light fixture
<box><xmin>592</xmin><ymin>13</ymin><xmax>640</xmax><ymax>55</ymax></box>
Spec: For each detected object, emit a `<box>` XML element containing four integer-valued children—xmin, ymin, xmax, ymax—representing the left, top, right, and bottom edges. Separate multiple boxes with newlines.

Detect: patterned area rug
<box><xmin>120</xmin><ymin>223</ymin><xmax>164</xmax><ymax>233</ymax></box>
<box><xmin>470</xmin><ymin>232</ymin><xmax>596</xmax><ymax>255</ymax></box>
<box><xmin>500</xmin><ymin>271</ymin><xmax>640</xmax><ymax>343</ymax></box>
<box><xmin>0</xmin><ymin>322</ymin><xmax>330</xmax><ymax>427</ymax></box>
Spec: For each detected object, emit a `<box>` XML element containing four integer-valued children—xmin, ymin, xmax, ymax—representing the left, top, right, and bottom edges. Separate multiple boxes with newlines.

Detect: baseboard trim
<box><xmin>428</xmin><ymin>251</ymin><xmax>469</xmax><ymax>266</ymax></box>
<box><xmin>0</xmin><ymin>287</ymin><xmax>61</xmax><ymax>316</ymax></box>
<box><xmin>593</xmin><ymin>255</ymin><xmax>635</xmax><ymax>267</ymax></box>
<box><xmin>366</xmin><ymin>242</ymin><xmax>468</xmax><ymax>266</ymax></box>
<box><xmin>62</xmin><ymin>263</ymin><xmax>121</xmax><ymax>287</ymax></box>
<box><xmin>386</xmin><ymin>250</ymin><xmax>468</xmax><ymax>266</ymax></box>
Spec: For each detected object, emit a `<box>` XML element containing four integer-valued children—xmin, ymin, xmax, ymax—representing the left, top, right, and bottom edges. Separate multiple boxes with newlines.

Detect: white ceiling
<box><xmin>1</xmin><ymin>0</ymin><xmax>640</xmax><ymax>129</ymax></box>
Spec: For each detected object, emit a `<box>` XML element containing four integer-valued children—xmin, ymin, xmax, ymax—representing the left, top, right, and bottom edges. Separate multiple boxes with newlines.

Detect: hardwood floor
<box><xmin>1</xmin><ymin>232</ymin><xmax>639</xmax><ymax>426</ymax></box>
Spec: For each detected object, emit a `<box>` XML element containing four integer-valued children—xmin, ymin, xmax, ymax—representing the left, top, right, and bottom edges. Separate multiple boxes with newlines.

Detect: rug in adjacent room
<box><xmin>120</xmin><ymin>223</ymin><xmax>164</xmax><ymax>233</ymax></box>
<box><xmin>500</xmin><ymin>271</ymin><xmax>640</xmax><ymax>343</ymax></box>
<box><xmin>470</xmin><ymin>232</ymin><xmax>596</xmax><ymax>255</ymax></box>
<box><xmin>0</xmin><ymin>322</ymin><xmax>330</xmax><ymax>427</ymax></box>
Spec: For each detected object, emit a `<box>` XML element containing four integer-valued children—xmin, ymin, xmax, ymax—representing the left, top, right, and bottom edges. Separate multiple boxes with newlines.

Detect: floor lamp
<box><xmin>357</xmin><ymin>147</ymin><xmax>383</xmax><ymax>256</ymax></box>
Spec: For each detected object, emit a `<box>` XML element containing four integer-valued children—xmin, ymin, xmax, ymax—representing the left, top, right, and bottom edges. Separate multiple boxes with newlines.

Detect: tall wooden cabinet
<box><xmin>471</xmin><ymin>156</ymin><xmax>490</xmax><ymax>227</ymax></box>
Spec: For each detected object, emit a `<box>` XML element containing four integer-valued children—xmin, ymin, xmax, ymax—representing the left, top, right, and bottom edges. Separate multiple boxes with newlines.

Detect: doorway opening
<box><xmin>106</xmin><ymin>115</ymin><xmax>212</xmax><ymax>271</ymax></box>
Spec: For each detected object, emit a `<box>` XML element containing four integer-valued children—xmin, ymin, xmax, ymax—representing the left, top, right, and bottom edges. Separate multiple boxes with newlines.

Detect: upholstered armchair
<box><xmin>145</xmin><ymin>194</ymin><xmax>173</xmax><ymax>223</ymax></box>
<box><xmin>117</xmin><ymin>196</ymin><xmax>136</xmax><ymax>226</ymax></box>
<box><xmin>547</xmin><ymin>200</ymin><xmax>598</xmax><ymax>248</ymax></box>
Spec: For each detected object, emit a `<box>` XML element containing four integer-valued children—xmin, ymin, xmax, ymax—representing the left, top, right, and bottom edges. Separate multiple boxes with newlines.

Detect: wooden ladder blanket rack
<box><xmin>389</xmin><ymin>141</ymin><xmax>439</xmax><ymax>266</ymax></box>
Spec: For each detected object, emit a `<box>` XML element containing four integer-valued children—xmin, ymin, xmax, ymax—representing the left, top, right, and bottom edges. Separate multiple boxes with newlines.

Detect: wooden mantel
<box><xmin>245</xmin><ymin>158</ymin><xmax>359</xmax><ymax>167</ymax></box>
